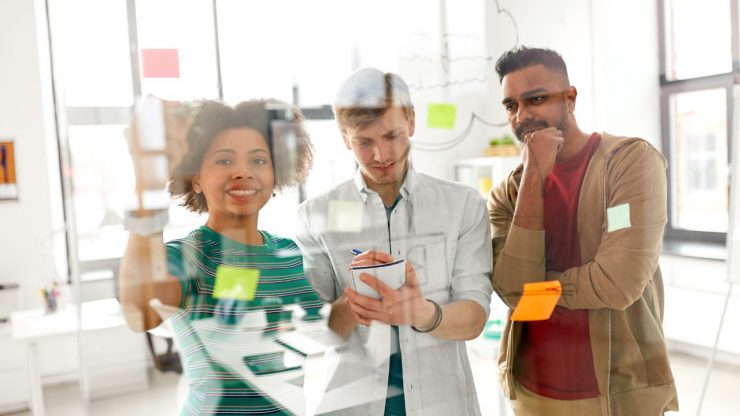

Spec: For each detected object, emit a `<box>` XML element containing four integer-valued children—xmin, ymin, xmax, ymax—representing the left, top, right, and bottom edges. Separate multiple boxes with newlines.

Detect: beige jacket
<box><xmin>488</xmin><ymin>133</ymin><xmax>678</xmax><ymax>415</ymax></box>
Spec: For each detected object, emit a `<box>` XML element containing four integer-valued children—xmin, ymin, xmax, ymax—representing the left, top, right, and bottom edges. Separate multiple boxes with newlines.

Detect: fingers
<box><xmin>349</xmin><ymin>258</ymin><xmax>384</xmax><ymax>268</ymax></box>
<box><xmin>345</xmin><ymin>286</ymin><xmax>382</xmax><ymax>311</ymax></box>
<box><xmin>403</xmin><ymin>261</ymin><xmax>420</xmax><ymax>288</ymax></box>
<box><xmin>352</xmin><ymin>250</ymin><xmax>394</xmax><ymax>262</ymax></box>
<box><xmin>523</xmin><ymin>127</ymin><xmax>563</xmax><ymax>144</ymax></box>
<box><xmin>349</xmin><ymin>250</ymin><xmax>394</xmax><ymax>268</ymax></box>
<box><xmin>344</xmin><ymin>288</ymin><xmax>380</xmax><ymax>325</ymax></box>
<box><xmin>360</xmin><ymin>273</ymin><xmax>401</xmax><ymax>301</ymax></box>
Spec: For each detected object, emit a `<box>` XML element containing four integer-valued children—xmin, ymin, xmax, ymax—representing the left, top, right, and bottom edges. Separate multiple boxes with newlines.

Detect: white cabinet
<box><xmin>79</xmin><ymin>299</ymin><xmax>149</xmax><ymax>400</ymax></box>
<box><xmin>10</xmin><ymin>299</ymin><xmax>149</xmax><ymax>414</ymax></box>
<box><xmin>453</xmin><ymin>156</ymin><xmax>520</xmax><ymax>196</ymax></box>
<box><xmin>0</xmin><ymin>326</ymin><xmax>30</xmax><ymax>414</ymax></box>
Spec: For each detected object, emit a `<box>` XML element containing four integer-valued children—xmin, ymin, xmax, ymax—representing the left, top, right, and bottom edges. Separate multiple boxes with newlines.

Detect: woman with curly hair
<box><xmin>119</xmin><ymin>98</ymin><xmax>321</xmax><ymax>415</ymax></box>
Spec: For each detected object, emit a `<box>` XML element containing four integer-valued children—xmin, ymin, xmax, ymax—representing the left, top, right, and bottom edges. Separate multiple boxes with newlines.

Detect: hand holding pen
<box><xmin>344</xmin><ymin>249</ymin><xmax>435</xmax><ymax>329</ymax></box>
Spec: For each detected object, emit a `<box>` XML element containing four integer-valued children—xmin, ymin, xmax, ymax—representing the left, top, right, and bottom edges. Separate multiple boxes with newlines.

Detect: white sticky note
<box><xmin>140</xmin><ymin>189</ymin><xmax>170</xmax><ymax>210</ymax></box>
<box><xmin>134</xmin><ymin>96</ymin><xmax>166</xmax><ymax>151</ymax></box>
<box><xmin>139</xmin><ymin>154</ymin><xmax>169</xmax><ymax>188</ymax></box>
<box><xmin>607</xmin><ymin>203</ymin><xmax>631</xmax><ymax>232</ymax></box>
<box><xmin>327</xmin><ymin>200</ymin><xmax>363</xmax><ymax>233</ymax></box>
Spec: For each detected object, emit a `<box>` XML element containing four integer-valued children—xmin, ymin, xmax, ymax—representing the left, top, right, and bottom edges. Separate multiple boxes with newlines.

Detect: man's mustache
<box><xmin>515</xmin><ymin>120</ymin><xmax>549</xmax><ymax>141</ymax></box>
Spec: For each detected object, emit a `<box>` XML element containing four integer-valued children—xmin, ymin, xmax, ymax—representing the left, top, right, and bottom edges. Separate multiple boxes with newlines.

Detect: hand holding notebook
<box><xmin>349</xmin><ymin>258</ymin><xmax>406</xmax><ymax>299</ymax></box>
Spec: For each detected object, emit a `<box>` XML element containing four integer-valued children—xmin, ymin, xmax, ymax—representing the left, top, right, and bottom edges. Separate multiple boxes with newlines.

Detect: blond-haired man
<box><xmin>295</xmin><ymin>68</ymin><xmax>493</xmax><ymax>415</ymax></box>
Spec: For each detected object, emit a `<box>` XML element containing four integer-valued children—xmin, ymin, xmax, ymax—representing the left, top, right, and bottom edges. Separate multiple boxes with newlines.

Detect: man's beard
<box><xmin>515</xmin><ymin>120</ymin><xmax>549</xmax><ymax>142</ymax></box>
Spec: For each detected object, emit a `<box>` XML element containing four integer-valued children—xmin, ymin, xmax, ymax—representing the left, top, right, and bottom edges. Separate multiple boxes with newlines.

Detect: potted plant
<box><xmin>483</xmin><ymin>135</ymin><xmax>519</xmax><ymax>156</ymax></box>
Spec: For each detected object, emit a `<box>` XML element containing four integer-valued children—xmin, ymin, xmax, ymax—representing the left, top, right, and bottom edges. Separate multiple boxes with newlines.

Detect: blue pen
<box><xmin>350</xmin><ymin>249</ymin><xmax>362</xmax><ymax>256</ymax></box>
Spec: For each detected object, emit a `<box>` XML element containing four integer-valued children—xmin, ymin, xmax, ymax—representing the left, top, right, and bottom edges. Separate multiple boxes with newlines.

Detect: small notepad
<box><xmin>510</xmin><ymin>280</ymin><xmax>562</xmax><ymax>321</ymax></box>
<box><xmin>349</xmin><ymin>259</ymin><xmax>406</xmax><ymax>299</ymax></box>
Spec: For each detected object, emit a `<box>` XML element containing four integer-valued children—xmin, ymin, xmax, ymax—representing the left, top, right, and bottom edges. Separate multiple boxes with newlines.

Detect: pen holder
<box><xmin>40</xmin><ymin>284</ymin><xmax>60</xmax><ymax>314</ymax></box>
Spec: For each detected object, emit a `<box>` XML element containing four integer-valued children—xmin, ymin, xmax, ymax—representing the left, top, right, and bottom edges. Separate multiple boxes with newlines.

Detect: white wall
<box><xmin>0</xmin><ymin>0</ymin><xmax>67</xmax><ymax>310</ymax></box>
<box><xmin>0</xmin><ymin>0</ymin><xmax>77</xmax><ymax>382</ymax></box>
<box><xmin>591</xmin><ymin>0</ymin><xmax>661</xmax><ymax>146</ymax></box>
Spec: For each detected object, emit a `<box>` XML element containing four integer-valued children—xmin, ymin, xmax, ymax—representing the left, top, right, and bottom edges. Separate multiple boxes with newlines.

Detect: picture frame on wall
<box><xmin>0</xmin><ymin>140</ymin><xmax>18</xmax><ymax>200</ymax></box>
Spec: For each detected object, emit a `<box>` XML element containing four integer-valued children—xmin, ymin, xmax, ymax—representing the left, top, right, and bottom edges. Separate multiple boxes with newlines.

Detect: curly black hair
<box><xmin>167</xmin><ymin>99</ymin><xmax>313</xmax><ymax>213</ymax></box>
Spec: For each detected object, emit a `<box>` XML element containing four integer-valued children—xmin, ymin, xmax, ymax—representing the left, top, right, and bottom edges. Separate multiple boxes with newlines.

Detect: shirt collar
<box><xmin>353</xmin><ymin>161</ymin><xmax>419</xmax><ymax>202</ymax></box>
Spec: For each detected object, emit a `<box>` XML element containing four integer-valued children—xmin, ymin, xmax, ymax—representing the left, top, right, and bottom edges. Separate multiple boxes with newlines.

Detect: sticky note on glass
<box><xmin>327</xmin><ymin>200</ymin><xmax>363</xmax><ymax>233</ymax></box>
<box><xmin>511</xmin><ymin>281</ymin><xmax>562</xmax><ymax>321</ymax></box>
<box><xmin>140</xmin><ymin>48</ymin><xmax>180</xmax><ymax>78</ymax></box>
<box><xmin>427</xmin><ymin>103</ymin><xmax>457</xmax><ymax>129</ymax></box>
<box><xmin>607</xmin><ymin>203</ymin><xmax>631</xmax><ymax>232</ymax></box>
<box><xmin>213</xmin><ymin>266</ymin><xmax>260</xmax><ymax>301</ymax></box>
<box><xmin>134</xmin><ymin>96</ymin><xmax>166</xmax><ymax>151</ymax></box>
<box><xmin>139</xmin><ymin>154</ymin><xmax>168</xmax><ymax>189</ymax></box>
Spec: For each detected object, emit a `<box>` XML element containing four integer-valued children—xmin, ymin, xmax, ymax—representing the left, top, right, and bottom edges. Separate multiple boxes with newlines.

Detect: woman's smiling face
<box><xmin>193</xmin><ymin>127</ymin><xmax>274</xmax><ymax>226</ymax></box>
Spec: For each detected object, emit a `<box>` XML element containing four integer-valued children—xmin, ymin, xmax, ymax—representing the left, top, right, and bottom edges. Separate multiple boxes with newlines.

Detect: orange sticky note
<box><xmin>510</xmin><ymin>281</ymin><xmax>562</xmax><ymax>321</ymax></box>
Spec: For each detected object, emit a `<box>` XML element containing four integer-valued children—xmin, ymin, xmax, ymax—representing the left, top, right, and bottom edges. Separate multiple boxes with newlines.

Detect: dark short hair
<box><xmin>168</xmin><ymin>99</ymin><xmax>313</xmax><ymax>214</ymax></box>
<box><xmin>495</xmin><ymin>46</ymin><xmax>570</xmax><ymax>84</ymax></box>
<box><xmin>333</xmin><ymin>68</ymin><xmax>414</xmax><ymax>135</ymax></box>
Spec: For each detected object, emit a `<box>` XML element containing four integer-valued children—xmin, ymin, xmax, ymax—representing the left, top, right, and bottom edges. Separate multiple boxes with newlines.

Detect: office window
<box><xmin>663</xmin><ymin>0</ymin><xmax>732</xmax><ymax>80</ymax></box>
<box><xmin>48</xmin><ymin>0</ymin><xmax>366</xmax><ymax>283</ymax></box>
<box><xmin>669</xmin><ymin>89</ymin><xmax>729</xmax><ymax>233</ymax></box>
<box><xmin>51</xmin><ymin>0</ymin><xmax>133</xmax><ymax>107</ymax></box>
<box><xmin>216</xmin><ymin>0</ymin><xmax>357</xmax><ymax>106</ymax></box>
<box><xmin>659</xmin><ymin>0</ymin><xmax>737</xmax><ymax>244</ymax></box>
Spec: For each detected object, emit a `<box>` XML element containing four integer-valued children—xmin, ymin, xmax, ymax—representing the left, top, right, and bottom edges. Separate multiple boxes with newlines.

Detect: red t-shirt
<box><xmin>515</xmin><ymin>133</ymin><xmax>601</xmax><ymax>400</ymax></box>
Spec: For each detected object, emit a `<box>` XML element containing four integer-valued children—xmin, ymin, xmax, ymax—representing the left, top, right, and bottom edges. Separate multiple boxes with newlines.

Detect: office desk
<box><xmin>11</xmin><ymin>305</ymin><xmax>77</xmax><ymax>416</ymax></box>
<box><xmin>188</xmin><ymin>313</ymin><xmax>379</xmax><ymax>416</ymax></box>
<box><xmin>11</xmin><ymin>299</ymin><xmax>147</xmax><ymax>416</ymax></box>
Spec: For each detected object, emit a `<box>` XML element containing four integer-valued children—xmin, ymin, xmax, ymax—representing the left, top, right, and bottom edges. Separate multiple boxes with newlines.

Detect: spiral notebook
<box><xmin>349</xmin><ymin>259</ymin><xmax>406</xmax><ymax>299</ymax></box>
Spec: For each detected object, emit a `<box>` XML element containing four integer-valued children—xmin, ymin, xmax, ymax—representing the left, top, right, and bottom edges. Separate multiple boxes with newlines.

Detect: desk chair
<box><xmin>149</xmin><ymin>298</ymin><xmax>188</xmax><ymax>409</ymax></box>
<box><xmin>147</xmin><ymin>299</ymin><xmax>182</xmax><ymax>374</ymax></box>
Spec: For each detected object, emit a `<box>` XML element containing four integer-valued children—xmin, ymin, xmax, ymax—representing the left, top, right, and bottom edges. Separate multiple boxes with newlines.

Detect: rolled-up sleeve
<box><xmin>488</xmin><ymin>169</ymin><xmax>546</xmax><ymax>308</ymax></box>
<box><xmin>450</xmin><ymin>190</ymin><xmax>493</xmax><ymax>317</ymax></box>
<box><xmin>294</xmin><ymin>201</ymin><xmax>339</xmax><ymax>303</ymax></box>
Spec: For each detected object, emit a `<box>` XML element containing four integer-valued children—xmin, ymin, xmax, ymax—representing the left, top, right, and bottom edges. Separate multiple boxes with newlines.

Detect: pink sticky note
<box><xmin>140</xmin><ymin>49</ymin><xmax>180</xmax><ymax>78</ymax></box>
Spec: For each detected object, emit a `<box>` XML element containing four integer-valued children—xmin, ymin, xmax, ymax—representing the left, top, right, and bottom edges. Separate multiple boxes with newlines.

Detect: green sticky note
<box><xmin>213</xmin><ymin>266</ymin><xmax>260</xmax><ymax>300</ymax></box>
<box><xmin>427</xmin><ymin>103</ymin><xmax>457</xmax><ymax>129</ymax></box>
<box><xmin>607</xmin><ymin>203</ymin><xmax>631</xmax><ymax>232</ymax></box>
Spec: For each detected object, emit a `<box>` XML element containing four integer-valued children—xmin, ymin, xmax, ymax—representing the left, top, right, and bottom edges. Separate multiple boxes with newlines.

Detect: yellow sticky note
<box><xmin>607</xmin><ymin>203</ymin><xmax>631</xmax><ymax>232</ymax></box>
<box><xmin>213</xmin><ymin>266</ymin><xmax>260</xmax><ymax>300</ymax></box>
<box><xmin>427</xmin><ymin>103</ymin><xmax>457</xmax><ymax>129</ymax></box>
<box><xmin>510</xmin><ymin>281</ymin><xmax>562</xmax><ymax>321</ymax></box>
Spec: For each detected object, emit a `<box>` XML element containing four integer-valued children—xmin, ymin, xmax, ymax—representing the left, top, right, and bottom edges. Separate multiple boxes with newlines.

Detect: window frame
<box><xmin>658</xmin><ymin>0</ymin><xmax>739</xmax><ymax>246</ymax></box>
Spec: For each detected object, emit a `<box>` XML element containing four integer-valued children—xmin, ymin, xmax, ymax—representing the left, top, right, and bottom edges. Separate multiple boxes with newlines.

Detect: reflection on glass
<box><xmin>303</xmin><ymin>120</ymin><xmax>356</xmax><ymax>200</ymax></box>
<box><xmin>217</xmin><ymin>0</ymin><xmax>353</xmax><ymax>105</ymax></box>
<box><xmin>49</xmin><ymin>0</ymin><xmax>133</xmax><ymax>106</ymax></box>
<box><xmin>670</xmin><ymin>88</ymin><xmax>728</xmax><ymax>232</ymax></box>
<box><xmin>664</xmin><ymin>0</ymin><xmax>731</xmax><ymax>80</ymax></box>
<box><xmin>67</xmin><ymin>125</ymin><xmax>133</xmax><ymax>261</ymax></box>
<box><xmin>135</xmin><ymin>0</ymin><xmax>219</xmax><ymax>100</ymax></box>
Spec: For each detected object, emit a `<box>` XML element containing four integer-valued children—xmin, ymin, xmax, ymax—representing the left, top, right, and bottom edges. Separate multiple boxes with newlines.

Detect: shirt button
<box><xmin>408</xmin><ymin>384</ymin><xmax>413</xmax><ymax>390</ymax></box>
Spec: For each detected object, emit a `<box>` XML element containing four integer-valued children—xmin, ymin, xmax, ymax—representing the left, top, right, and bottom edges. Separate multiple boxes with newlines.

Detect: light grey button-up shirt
<box><xmin>295</xmin><ymin>165</ymin><xmax>493</xmax><ymax>416</ymax></box>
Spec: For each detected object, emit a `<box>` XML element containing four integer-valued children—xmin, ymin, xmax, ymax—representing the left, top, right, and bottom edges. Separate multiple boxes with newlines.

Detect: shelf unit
<box><xmin>453</xmin><ymin>156</ymin><xmax>520</xmax><ymax>196</ymax></box>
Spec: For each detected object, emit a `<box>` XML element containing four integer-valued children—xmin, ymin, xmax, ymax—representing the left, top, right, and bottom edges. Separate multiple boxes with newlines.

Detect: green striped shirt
<box><xmin>166</xmin><ymin>226</ymin><xmax>322</xmax><ymax>415</ymax></box>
